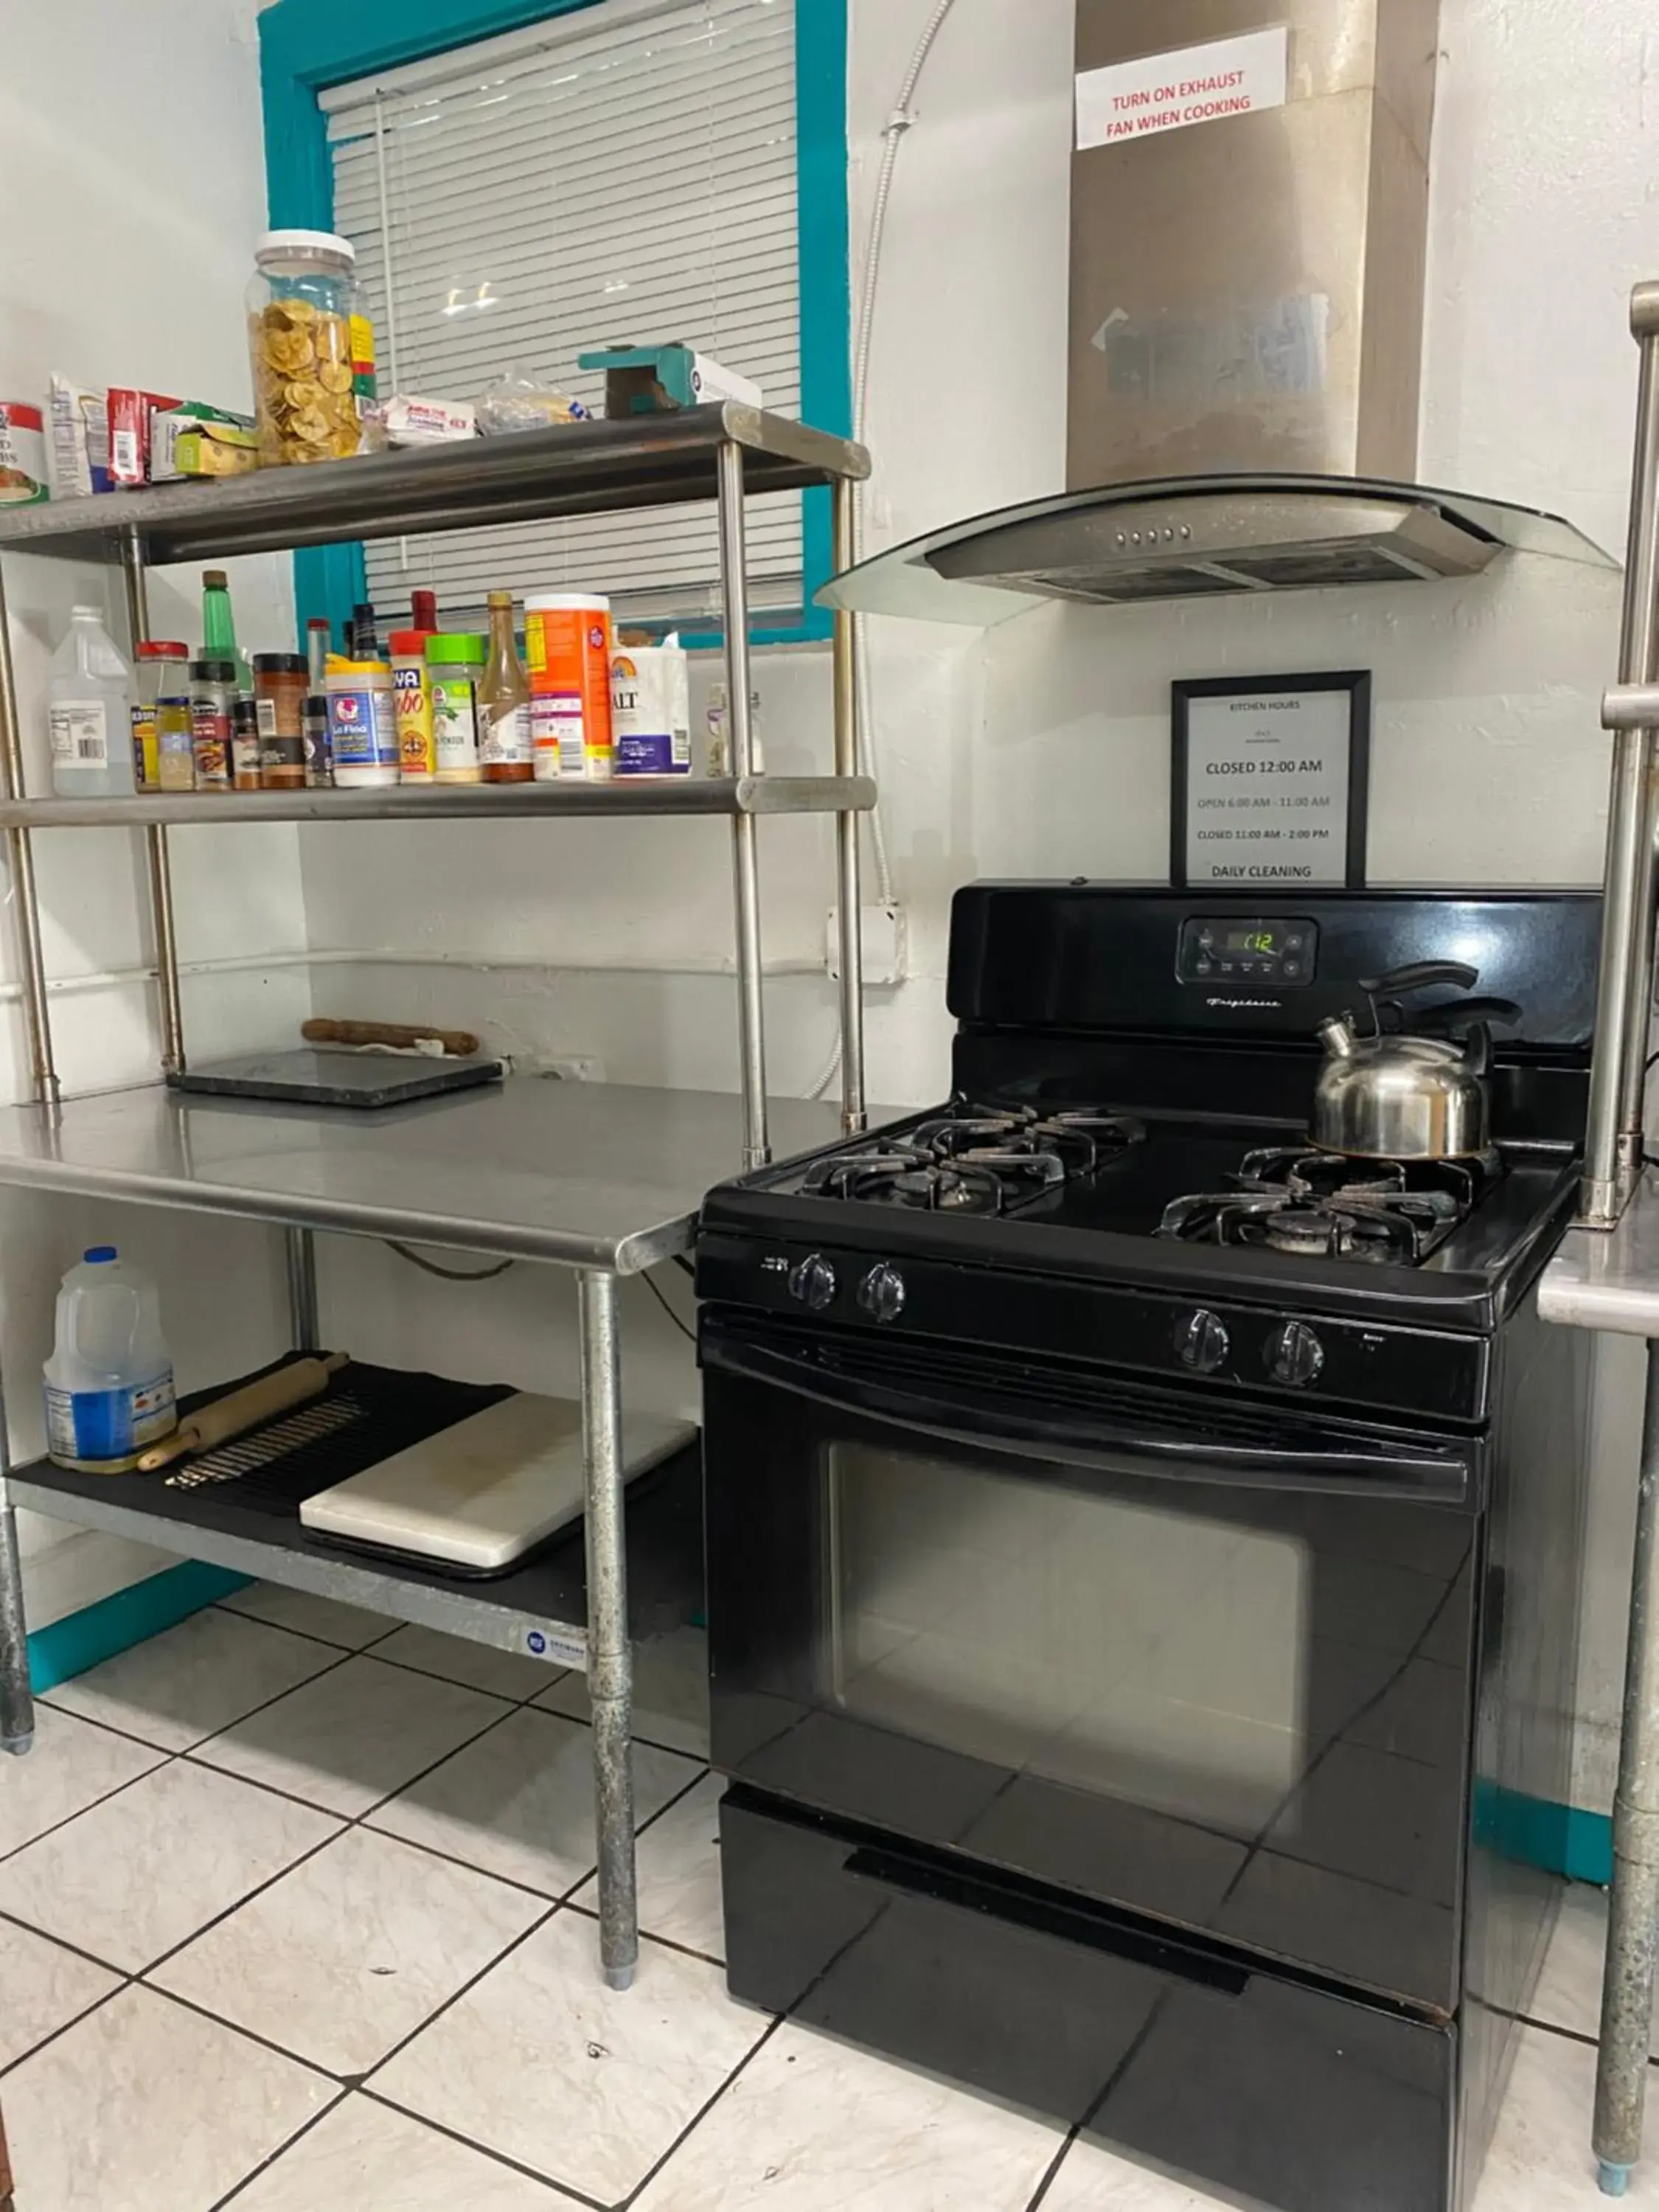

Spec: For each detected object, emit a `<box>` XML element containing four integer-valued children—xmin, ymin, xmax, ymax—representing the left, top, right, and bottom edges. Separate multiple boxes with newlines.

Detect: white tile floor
<box><xmin>0</xmin><ymin>1589</ymin><xmax>1652</xmax><ymax>2210</ymax></box>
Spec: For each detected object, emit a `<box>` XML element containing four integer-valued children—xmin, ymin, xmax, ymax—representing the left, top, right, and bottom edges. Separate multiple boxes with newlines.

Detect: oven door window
<box><xmin>832</xmin><ymin>1444</ymin><xmax>1310</xmax><ymax>1835</ymax></box>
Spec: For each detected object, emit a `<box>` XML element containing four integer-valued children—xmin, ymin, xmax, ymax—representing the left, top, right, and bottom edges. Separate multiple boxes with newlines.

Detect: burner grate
<box><xmin>798</xmin><ymin>1099</ymin><xmax>1146</xmax><ymax>1214</ymax></box>
<box><xmin>1158</xmin><ymin>1148</ymin><xmax>1498</xmax><ymax>1265</ymax></box>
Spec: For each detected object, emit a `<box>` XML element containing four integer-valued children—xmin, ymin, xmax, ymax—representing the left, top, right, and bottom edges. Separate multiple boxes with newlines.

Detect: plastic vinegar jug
<box><xmin>49</xmin><ymin>605</ymin><xmax>135</xmax><ymax>798</ymax></box>
<box><xmin>44</xmin><ymin>1247</ymin><xmax>177</xmax><ymax>1470</ymax></box>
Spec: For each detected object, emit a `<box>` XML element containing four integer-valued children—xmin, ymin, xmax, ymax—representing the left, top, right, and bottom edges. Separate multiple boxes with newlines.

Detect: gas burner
<box><xmin>1161</xmin><ymin>1146</ymin><xmax>1500</xmax><ymax>1265</ymax></box>
<box><xmin>800</xmin><ymin>1101</ymin><xmax>1147</xmax><ymax>1216</ymax></box>
<box><xmin>801</xmin><ymin>1145</ymin><xmax>932</xmax><ymax>1199</ymax></box>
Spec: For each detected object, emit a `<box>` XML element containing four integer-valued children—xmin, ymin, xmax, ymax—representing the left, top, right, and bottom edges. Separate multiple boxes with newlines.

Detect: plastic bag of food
<box><xmin>474</xmin><ymin>366</ymin><xmax>589</xmax><ymax>437</ymax></box>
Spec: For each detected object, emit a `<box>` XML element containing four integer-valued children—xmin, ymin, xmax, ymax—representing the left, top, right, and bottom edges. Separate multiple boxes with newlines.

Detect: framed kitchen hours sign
<box><xmin>1171</xmin><ymin>670</ymin><xmax>1371</xmax><ymax>891</ymax></box>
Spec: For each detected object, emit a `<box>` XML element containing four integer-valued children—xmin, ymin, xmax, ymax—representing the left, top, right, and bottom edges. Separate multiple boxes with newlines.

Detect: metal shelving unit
<box><xmin>0</xmin><ymin>402</ymin><xmax>874</xmax><ymax>1994</ymax></box>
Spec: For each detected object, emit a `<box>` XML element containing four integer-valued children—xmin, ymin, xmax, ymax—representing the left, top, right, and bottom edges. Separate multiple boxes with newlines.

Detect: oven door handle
<box><xmin>702</xmin><ymin>1335</ymin><xmax>1472</xmax><ymax>1502</ymax></box>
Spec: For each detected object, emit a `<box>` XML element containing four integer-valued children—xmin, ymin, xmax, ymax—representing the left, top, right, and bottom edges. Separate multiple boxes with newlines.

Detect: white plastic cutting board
<box><xmin>299</xmin><ymin>1393</ymin><xmax>696</xmax><ymax>1571</ymax></box>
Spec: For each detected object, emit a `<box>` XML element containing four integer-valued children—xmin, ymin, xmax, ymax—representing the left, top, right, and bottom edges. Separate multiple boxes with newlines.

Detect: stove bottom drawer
<box><xmin>723</xmin><ymin>1787</ymin><xmax>1455</xmax><ymax>2212</ymax></box>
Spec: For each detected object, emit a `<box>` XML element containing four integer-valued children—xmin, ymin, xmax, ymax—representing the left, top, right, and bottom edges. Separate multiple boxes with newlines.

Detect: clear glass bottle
<box><xmin>705</xmin><ymin>678</ymin><xmax>765</xmax><ymax>779</ymax></box>
<box><xmin>49</xmin><ymin>605</ymin><xmax>133</xmax><ymax>799</ymax></box>
<box><xmin>246</xmin><ymin>229</ymin><xmax>372</xmax><ymax>467</ymax></box>
<box><xmin>479</xmin><ymin>591</ymin><xmax>532</xmax><ymax>783</ymax></box>
<box><xmin>131</xmin><ymin>641</ymin><xmax>187</xmax><ymax>791</ymax></box>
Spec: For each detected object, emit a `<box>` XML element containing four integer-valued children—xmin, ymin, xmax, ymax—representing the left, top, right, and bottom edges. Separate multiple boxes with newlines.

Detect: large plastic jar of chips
<box><xmin>246</xmin><ymin>230</ymin><xmax>374</xmax><ymax>467</ymax></box>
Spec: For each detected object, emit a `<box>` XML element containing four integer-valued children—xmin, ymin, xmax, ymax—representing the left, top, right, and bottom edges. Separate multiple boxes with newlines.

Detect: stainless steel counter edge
<box><xmin>4</xmin><ymin>1475</ymin><xmax>588</xmax><ymax>1660</ymax></box>
<box><xmin>0</xmin><ymin>1142</ymin><xmax>699</xmax><ymax>1272</ymax></box>
<box><xmin>1540</xmin><ymin>1177</ymin><xmax>1659</xmax><ymax>1334</ymax></box>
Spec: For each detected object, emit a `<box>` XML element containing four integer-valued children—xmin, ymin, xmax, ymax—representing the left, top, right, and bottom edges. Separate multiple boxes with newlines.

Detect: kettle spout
<box><xmin>1318</xmin><ymin>1014</ymin><xmax>1359</xmax><ymax>1060</ymax></box>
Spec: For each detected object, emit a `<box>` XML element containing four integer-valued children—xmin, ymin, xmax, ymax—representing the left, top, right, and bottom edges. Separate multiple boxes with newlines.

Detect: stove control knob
<box><xmin>858</xmin><ymin>1263</ymin><xmax>907</xmax><ymax>1324</ymax></box>
<box><xmin>1267</xmin><ymin>1320</ymin><xmax>1325</xmax><ymax>1388</ymax></box>
<box><xmin>787</xmin><ymin>1254</ymin><xmax>838</xmax><ymax>1312</ymax></box>
<box><xmin>1176</xmin><ymin>1309</ymin><xmax>1230</xmax><ymax>1374</ymax></box>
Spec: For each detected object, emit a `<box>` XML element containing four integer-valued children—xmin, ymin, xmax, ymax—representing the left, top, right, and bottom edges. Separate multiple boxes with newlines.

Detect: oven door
<box><xmin>702</xmin><ymin>1310</ymin><xmax>1481</xmax><ymax>2014</ymax></box>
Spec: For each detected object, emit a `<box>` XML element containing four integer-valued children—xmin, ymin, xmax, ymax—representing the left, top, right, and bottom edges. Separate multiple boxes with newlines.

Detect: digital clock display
<box><xmin>1224</xmin><ymin>928</ymin><xmax>1280</xmax><ymax>955</ymax></box>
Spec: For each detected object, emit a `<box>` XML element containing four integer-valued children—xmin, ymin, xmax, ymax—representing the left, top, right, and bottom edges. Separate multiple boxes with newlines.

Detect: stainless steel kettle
<box><xmin>1312</xmin><ymin>962</ymin><xmax>1517</xmax><ymax>1161</ymax></box>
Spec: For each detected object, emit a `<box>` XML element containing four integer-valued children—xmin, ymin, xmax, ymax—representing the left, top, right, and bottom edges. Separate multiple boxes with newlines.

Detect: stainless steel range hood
<box><xmin>821</xmin><ymin>1</ymin><xmax>1615</xmax><ymax>623</ymax></box>
<box><xmin>816</xmin><ymin>474</ymin><xmax>1614</xmax><ymax>626</ymax></box>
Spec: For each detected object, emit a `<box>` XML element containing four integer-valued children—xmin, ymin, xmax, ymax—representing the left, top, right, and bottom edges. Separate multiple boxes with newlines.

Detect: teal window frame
<box><xmin>259</xmin><ymin>0</ymin><xmax>851</xmax><ymax>650</ymax></box>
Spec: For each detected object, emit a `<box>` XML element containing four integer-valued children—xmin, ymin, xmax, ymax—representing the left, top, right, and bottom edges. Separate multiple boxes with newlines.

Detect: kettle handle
<box><xmin>1357</xmin><ymin>960</ymin><xmax>1479</xmax><ymax>998</ymax></box>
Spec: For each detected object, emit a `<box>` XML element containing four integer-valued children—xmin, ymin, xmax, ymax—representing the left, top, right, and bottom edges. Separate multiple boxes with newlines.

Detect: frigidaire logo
<box><xmin>1207</xmin><ymin>996</ymin><xmax>1281</xmax><ymax>1010</ymax></box>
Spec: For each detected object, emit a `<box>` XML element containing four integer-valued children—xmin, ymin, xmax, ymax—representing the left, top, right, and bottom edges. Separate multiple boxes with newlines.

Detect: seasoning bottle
<box><xmin>349</xmin><ymin>602</ymin><xmax>380</xmax><ymax>660</ymax></box>
<box><xmin>327</xmin><ymin>658</ymin><xmax>399</xmax><ymax>787</ymax></box>
<box><xmin>131</xmin><ymin>641</ymin><xmax>187</xmax><ymax>791</ymax></box>
<box><xmin>230</xmin><ymin>698</ymin><xmax>263</xmax><ymax>792</ymax></box>
<box><xmin>188</xmin><ymin>658</ymin><xmax>235</xmax><ymax>790</ymax></box>
<box><xmin>306</xmin><ymin>619</ymin><xmax>332</xmax><ymax>691</ymax></box>
<box><xmin>254</xmin><ymin>653</ymin><xmax>308</xmax><ymax>790</ymax></box>
<box><xmin>389</xmin><ymin>628</ymin><xmax>437</xmax><ymax>783</ymax></box>
<box><xmin>411</xmin><ymin>588</ymin><xmax>438</xmax><ymax>633</ymax></box>
<box><xmin>427</xmin><ymin>634</ymin><xmax>487</xmax><ymax>784</ymax></box>
<box><xmin>479</xmin><ymin>591</ymin><xmax>532</xmax><ymax>782</ymax></box>
<box><xmin>201</xmin><ymin>571</ymin><xmax>252</xmax><ymax>693</ymax></box>
<box><xmin>156</xmin><ymin>688</ymin><xmax>195</xmax><ymax>793</ymax></box>
<box><xmin>303</xmin><ymin>691</ymin><xmax>333</xmax><ymax>787</ymax></box>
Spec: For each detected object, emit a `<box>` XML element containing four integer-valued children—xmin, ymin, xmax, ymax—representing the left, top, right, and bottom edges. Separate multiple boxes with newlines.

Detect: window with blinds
<box><xmin>323</xmin><ymin>0</ymin><xmax>801</xmax><ymax>630</ymax></box>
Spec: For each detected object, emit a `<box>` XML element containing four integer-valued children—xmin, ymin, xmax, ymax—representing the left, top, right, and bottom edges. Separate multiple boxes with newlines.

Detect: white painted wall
<box><xmin>0</xmin><ymin>0</ymin><xmax>310</xmax><ymax>1624</ymax></box>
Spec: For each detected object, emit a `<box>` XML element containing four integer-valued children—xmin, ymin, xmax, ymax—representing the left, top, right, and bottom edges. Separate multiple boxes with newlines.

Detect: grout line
<box><xmin>205</xmin><ymin>2086</ymin><xmax>355</xmax><ymax>2212</ymax></box>
<box><xmin>0</xmin><ymin>1961</ymin><xmax>134</xmax><ymax>2081</ymax></box>
<box><xmin>0</xmin><ymin>1745</ymin><xmax>180</xmax><ymax>1870</ymax></box>
<box><xmin>1023</xmin><ymin>2126</ymin><xmax>1082</xmax><ymax>2211</ymax></box>
<box><xmin>0</xmin><ymin>1902</ymin><xmax>141</xmax><ymax>1987</ymax></box>
<box><xmin>209</xmin><ymin>1601</ymin><xmax>389</xmax><ymax>1660</ymax></box>
<box><xmin>29</xmin><ymin>1691</ymin><xmax>192</xmax><ymax>1757</ymax></box>
<box><xmin>139</xmin><ymin>1978</ymin><xmax>351</xmax><ymax>2083</ymax></box>
<box><xmin>133</xmin><ymin>1818</ymin><xmax>350</xmax><ymax>1983</ymax></box>
<box><xmin>358</xmin><ymin>2083</ymin><xmax>609</xmax><ymax>2210</ymax></box>
<box><xmin>616</xmin><ymin>2011</ymin><xmax>787</xmax><ymax>2210</ymax></box>
<box><xmin>357</xmin><ymin>1898</ymin><xmax>563</xmax><ymax>2085</ymax></box>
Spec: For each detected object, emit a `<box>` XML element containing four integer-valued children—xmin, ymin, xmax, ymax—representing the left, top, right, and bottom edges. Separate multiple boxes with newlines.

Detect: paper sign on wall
<box><xmin>1076</xmin><ymin>25</ymin><xmax>1289</xmax><ymax>152</ymax></box>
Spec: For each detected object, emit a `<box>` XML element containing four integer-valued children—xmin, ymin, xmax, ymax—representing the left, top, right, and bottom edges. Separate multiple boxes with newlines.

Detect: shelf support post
<box><xmin>579</xmin><ymin>1267</ymin><xmax>637</xmax><ymax>1991</ymax></box>
<box><xmin>285</xmin><ymin>1226</ymin><xmax>321</xmax><ymax>1353</ymax></box>
<box><xmin>119</xmin><ymin>531</ymin><xmax>186</xmax><ymax>1077</ymax></box>
<box><xmin>0</xmin><ymin>560</ymin><xmax>59</xmax><ymax>1107</ymax></box>
<box><xmin>717</xmin><ymin>440</ymin><xmax>771</xmax><ymax>1169</ymax></box>
<box><xmin>0</xmin><ymin>1367</ymin><xmax>33</xmax><ymax>1754</ymax></box>
<box><xmin>832</xmin><ymin>476</ymin><xmax>867</xmax><ymax>1135</ymax></box>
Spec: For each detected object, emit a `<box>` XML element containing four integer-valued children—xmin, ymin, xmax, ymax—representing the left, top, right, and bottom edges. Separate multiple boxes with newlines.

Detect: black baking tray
<box><xmin>167</xmin><ymin>1048</ymin><xmax>503</xmax><ymax>1109</ymax></box>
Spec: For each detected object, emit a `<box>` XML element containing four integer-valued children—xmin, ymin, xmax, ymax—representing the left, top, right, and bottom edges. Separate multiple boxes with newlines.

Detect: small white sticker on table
<box><xmin>524</xmin><ymin>1624</ymin><xmax>587</xmax><ymax>1668</ymax></box>
<box><xmin>1077</xmin><ymin>25</ymin><xmax>1288</xmax><ymax>151</ymax></box>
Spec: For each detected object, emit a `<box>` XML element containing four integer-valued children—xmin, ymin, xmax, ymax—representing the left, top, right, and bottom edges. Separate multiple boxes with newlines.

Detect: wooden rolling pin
<box><xmin>304</xmin><ymin>1018</ymin><xmax>481</xmax><ymax>1057</ymax></box>
<box><xmin>138</xmin><ymin>1353</ymin><xmax>348</xmax><ymax>1472</ymax></box>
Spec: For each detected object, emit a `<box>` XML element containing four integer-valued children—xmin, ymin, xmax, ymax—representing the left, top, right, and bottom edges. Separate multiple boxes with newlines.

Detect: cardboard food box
<box><xmin>576</xmin><ymin>343</ymin><xmax>761</xmax><ymax>418</ymax></box>
<box><xmin>151</xmin><ymin>403</ymin><xmax>259</xmax><ymax>481</ymax></box>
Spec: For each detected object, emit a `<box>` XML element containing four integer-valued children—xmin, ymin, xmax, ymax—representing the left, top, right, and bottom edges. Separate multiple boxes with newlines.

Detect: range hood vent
<box><xmin>817</xmin><ymin>475</ymin><xmax>1615</xmax><ymax>625</ymax></box>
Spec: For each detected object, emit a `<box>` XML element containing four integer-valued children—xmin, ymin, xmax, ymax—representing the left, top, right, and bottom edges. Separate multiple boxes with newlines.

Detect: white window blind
<box><xmin>323</xmin><ymin>0</ymin><xmax>801</xmax><ymax>630</ymax></box>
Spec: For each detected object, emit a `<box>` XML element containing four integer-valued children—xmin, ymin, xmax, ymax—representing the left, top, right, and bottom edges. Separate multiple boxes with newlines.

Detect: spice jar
<box><xmin>189</xmin><ymin>658</ymin><xmax>235</xmax><ymax>790</ymax></box>
<box><xmin>230</xmin><ymin>698</ymin><xmax>262</xmax><ymax>791</ymax></box>
<box><xmin>246</xmin><ymin>230</ymin><xmax>374</xmax><ymax>468</ymax></box>
<box><xmin>326</xmin><ymin>660</ymin><xmax>399</xmax><ymax>787</ymax></box>
<box><xmin>525</xmin><ymin>591</ymin><xmax>612</xmax><ymax>781</ymax></box>
<box><xmin>389</xmin><ymin>629</ymin><xmax>437</xmax><ymax>782</ymax></box>
<box><xmin>132</xmin><ymin>642</ymin><xmax>187</xmax><ymax>791</ymax></box>
<box><xmin>156</xmin><ymin>691</ymin><xmax>195</xmax><ymax>793</ymax></box>
<box><xmin>427</xmin><ymin>634</ymin><xmax>487</xmax><ymax>785</ymax></box>
<box><xmin>254</xmin><ymin>653</ymin><xmax>308</xmax><ymax>790</ymax></box>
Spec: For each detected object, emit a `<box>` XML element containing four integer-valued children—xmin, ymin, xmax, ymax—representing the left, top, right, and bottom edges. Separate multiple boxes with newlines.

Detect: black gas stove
<box><xmin>697</xmin><ymin>886</ymin><xmax>1601</xmax><ymax>2212</ymax></box>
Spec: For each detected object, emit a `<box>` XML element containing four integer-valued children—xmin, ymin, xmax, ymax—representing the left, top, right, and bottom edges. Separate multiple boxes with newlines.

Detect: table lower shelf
<box><xmin>10</xmin><ymin>1358</ymin><xmax>705</xmax><ymax>1671</ymax></box>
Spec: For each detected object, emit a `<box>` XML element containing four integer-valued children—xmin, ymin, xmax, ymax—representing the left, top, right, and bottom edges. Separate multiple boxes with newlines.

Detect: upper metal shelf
<box><xmin>0</xmin><ymin>405</ymin><xmax>869</xmax><ymax>567</ymax></box>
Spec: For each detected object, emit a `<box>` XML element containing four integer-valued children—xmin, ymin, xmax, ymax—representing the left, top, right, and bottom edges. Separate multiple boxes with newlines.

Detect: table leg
<box><xmin>0</xmin><ymin>1481</ymin><xmax>32</xmax><ymax>1756</ymax></box>
<box><xmin>1596</xmin><ymin>1335</ymin><xmax>1659</xmax><ymax>2193</ymax></box>
<box><xmin>580</xmin><ymin>1268</ymin><xmax>637</xmax><ymax>1991</ymax></box>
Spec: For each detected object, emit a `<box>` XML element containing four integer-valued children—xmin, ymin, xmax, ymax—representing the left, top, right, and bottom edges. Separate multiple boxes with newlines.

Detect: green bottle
<box><xmin>201</xmin><ymin>570</ymin><xmax>253</xmax><ymax>693</ymax></box>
